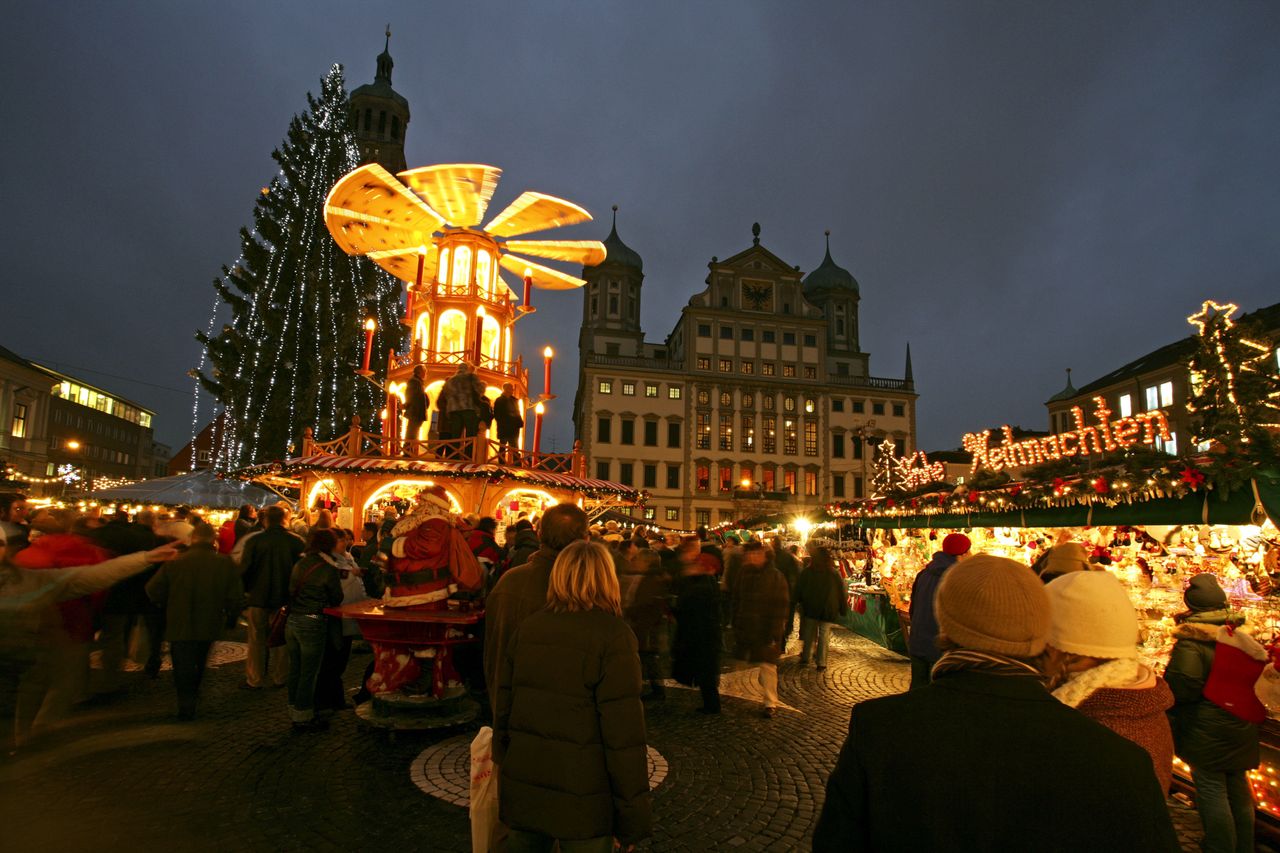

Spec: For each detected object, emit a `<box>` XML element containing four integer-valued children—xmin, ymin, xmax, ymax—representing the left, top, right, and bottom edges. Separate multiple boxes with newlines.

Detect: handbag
<box><xmin>267</xmin><ymin>558</ymin><xmax>324</xmax><ymax>648</ymax></box>
<box><xmin>469</xmin><ymin>726</ymin><xmax>499</xmax><ymax>852</ymax></box>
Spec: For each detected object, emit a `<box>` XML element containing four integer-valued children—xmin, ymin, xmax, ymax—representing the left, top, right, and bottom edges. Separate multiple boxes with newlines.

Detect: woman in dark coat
<box><xmin>1165</xmin><ymin>574</ymin><xmax>1261</xmax><ymax>853</ymax></box>
<box><xmin>730</xmin><ymin>542</ymin><xmax>790</xmax><ymax>716</ymax></box>
<box><xmin>795</xmin><ymin>546</ymin><xmax>848</xmax><ymax>669</ymax></box>
<box><xmin>622</xmin><ymin>549</ymin><xmax>670</xmax><ymax>700</ymax></box>
<box><xmin>493</xmin><ymin>540</ymin><xmax>651</xmax><ymax>852</ymax></box>
<box><xmin>284</xmin><ymin>529</ymin><xmax>343</xmax><ymax>732</ymax></box>
<box><xmin>672</xmin><ymin>539</ymin><xmax>721</xmax><ymax>714</ymax></box>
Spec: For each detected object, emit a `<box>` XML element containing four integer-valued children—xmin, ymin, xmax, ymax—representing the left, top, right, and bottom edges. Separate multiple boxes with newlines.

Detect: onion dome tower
<box><xmin>802</xmin><ymin>230</ymin><xmax>861</xmax><ymax>353</ymax></box>
<box><xmin>350</xmin><ymin>26</ymin><xmax>410</xmax><ymax>173</ymax></box>
<box><xmin>581</xmin><ymin>206</ymin><xmax>644</xmax><ymax>341</ymax></box>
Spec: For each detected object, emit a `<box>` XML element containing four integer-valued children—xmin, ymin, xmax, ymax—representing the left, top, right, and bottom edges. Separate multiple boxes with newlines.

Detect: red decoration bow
<box><xmin>967</xmin><ymin>490</ymin><xmax>979</xmax><ymax>504</ymax></box>
<box><xmin>1093</xmin><ymin>476</ymin><xmax>1109</xmax><ymax>495</ymax></box>
<box><xmin>1180</xmin><ymin>466</ymin><xmax>1206</xmax><ymax>490</ymax></box>
<box><xmin>1053</xmin><ymin>477</ymin><xmax>1067</xmax><ymax>496</ymax></box>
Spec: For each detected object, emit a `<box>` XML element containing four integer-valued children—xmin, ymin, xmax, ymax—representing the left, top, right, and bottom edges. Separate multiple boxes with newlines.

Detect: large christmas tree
<box><xmin>195</xmin><ymin>64</ymin><xmax>403</xmax><ymax>468</ymax></box>
<box><xmin>1185</xmin><ymin>300</ymin><xmax>1280</xmax><ymax>463</ymax></box>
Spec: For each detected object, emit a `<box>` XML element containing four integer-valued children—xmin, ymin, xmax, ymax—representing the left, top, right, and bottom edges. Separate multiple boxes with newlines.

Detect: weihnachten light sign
<box><xmin>962</xmin><ymin>396</ymin><xmax>1172</xmax><ymax>474</ymax></box>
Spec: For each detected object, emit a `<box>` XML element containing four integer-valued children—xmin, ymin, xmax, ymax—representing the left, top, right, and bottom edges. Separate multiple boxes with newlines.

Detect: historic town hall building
<box><xmin>573</xmin><ymin>220</ymin><xmax>917</xmax><ymax>529</ymax></box>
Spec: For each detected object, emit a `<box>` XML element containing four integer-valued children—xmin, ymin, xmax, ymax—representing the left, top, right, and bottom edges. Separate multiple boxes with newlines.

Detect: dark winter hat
<box><xmin>942</xmin><ymin>533</ymin><xmax>972</xmax><ymax>556</ymax></box>
<box><xmin>1184</xmin><ymin>574</ymin><xmax>1227</xmax><ymax>612</ymax></box>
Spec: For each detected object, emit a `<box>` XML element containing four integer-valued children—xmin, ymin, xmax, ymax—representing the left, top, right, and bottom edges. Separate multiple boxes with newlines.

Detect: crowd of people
<box><xmin>1</xmin><ymin>487</ymin><xmax>1270</xmax><ymax>851</ymax></box>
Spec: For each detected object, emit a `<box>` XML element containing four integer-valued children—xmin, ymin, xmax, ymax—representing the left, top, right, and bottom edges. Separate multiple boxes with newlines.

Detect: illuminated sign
<box><xmin>897</xmin><ymin>451</ymin><xmax>946</xmax><ymax>489</ymax></box>
<box><xmin>963</xmin><ymin>396</ymin><xmax>1171</xmax><ymax>474</ymax></box>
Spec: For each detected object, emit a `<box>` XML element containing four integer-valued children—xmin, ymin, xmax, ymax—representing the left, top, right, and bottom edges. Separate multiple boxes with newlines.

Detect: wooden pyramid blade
<box><xmin>324</xmin><ymin>164</ymin><xmax>446</xmax><ymax>256</ymax></box>
<box><xmin>502</xmin><ymin>240</ymin><xmax>606</xmax><ymax>266</ymax></box>
<box><xmin>365</xmin><ymin>245</ymin><xmax>439</xmax><ymax>285</ymax></box>
<box><xmin>398</xmin><ymin>164</ymin><xmax>502</xmax><ymax>227</ymax></box>
<box><xmin>483</xmin><ymin>191</ymin><xmax>593</xmax><ymax>238</ymax></box>
<box><xmin>499</xmin><ymin>253</ymin><xmax>587</xmax><ymax>291</ymax></box>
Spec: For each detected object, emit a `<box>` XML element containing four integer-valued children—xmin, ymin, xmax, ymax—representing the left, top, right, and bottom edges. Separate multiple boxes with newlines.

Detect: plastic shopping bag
<box><xmin>470</xmin><ymin>726</ymin><xmax>498</xmax><ymax>853</ymax></box>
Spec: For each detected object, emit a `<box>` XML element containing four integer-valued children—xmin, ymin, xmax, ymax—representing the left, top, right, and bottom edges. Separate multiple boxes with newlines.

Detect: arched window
<box><xmin>391</xmin><ymin>115</ymin><xmax>400</xmax><ymax>140</ymax></box>
<box><xmin>415</xmin><ymin>313</ymin><xmax>431</xmax><ymax>349</ymax></box>
<box><xmin>437</xmin><ymin>247</ymin><xmax>450</xmax><ymax>283</ymax></box>
<box><xmin>475</xmin><ymin>249</ymin><xmax>492</xmax><ymax>298</ymax></box>
<box><xmin>481</xmin><ymin>314</ymin><xmax>501</xmax><ymax>362</ymax></box>
<box><xmin>378</xmin><ymin>111</ymin><xmax>387</xmax><ymax>135</ymax></box>
<box><xmin>436</xmin><ymin>309</ymin><xmax>468</xmax><ymax>355</ymax></box>
<box><xmin>363</xmin><ymin>109</ymin><xmax>372</xmax><ymax>131</ymax></box>
<box><xmin>452</xmin><ymin>246</ymin><xmax>472</xmax><ymax>292</ymax></box>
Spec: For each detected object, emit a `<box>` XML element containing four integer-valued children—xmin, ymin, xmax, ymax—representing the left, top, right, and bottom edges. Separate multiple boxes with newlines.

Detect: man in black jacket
<box><xmin>813</xmin><ymin>554</ymin><xmax>1179</xmax><ymax>852</ymax></box>
<box><xmin>239</xmin><ymin>505</ymin><xmax>303</xmax><ymax>689</ymax></box>
<box><xmin>493</xmin><ymin>383</ymin><xmax>524</xmax><ymax>464</ymax></box>
<box><xmin>403</xmin><ymin>364</ymin><xmax>427</xmax><ymax>458</ymax></box>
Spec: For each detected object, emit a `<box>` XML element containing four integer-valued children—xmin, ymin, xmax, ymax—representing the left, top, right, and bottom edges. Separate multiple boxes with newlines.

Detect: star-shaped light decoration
<box><xmin>1187</xmin><ymin>300</ymin><xmax>1239</xmax><ymax>334</ymax></box>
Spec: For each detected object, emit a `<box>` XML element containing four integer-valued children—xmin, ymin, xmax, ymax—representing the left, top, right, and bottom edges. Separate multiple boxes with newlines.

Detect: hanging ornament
<box><xmin>1093</xmin><ymin>476</ymin><xmax>1110</xmax><ymax>495</ymax></box>
<box><xmin>1053</xmin><ymin>477</ymin><xmax>1067</xmax><ymax>497</ymax></box>
<box><xmin>967</xmin><ymin>490</ymin><xmax>979</xmax><ymax>504</ymax></box>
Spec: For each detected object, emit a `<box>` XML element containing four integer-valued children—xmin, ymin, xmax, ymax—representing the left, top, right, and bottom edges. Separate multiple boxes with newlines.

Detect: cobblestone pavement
<box><xmin>0</xmin><ymin>630</ymin><xmax>1233</xmax><ymax>851</ymax></box>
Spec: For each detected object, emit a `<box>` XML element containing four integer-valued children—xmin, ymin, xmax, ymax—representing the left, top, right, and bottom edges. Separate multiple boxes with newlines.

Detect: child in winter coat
<box><xmin>1044</xmin><ymin>571</ymin><xmax>1174</xmax><ymax>792</ymax></box>
<box><xmin>1165</xmin><ymin>573</ymin><xmax>1262</xmax><ymax>853</ymax></box>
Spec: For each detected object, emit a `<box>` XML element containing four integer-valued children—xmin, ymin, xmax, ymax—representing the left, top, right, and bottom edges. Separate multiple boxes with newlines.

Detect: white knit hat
<box><xmin>1045</xmin><ymin>571</ymin><xmax>1140</xmax><ymax>659</ymax></box>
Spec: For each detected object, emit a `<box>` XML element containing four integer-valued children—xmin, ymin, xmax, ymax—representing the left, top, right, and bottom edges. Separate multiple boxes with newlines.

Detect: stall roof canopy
<box><xmin>92</xmin><ymin>470</ymin><xmax>278</xmax><ymax>510</ymax></box>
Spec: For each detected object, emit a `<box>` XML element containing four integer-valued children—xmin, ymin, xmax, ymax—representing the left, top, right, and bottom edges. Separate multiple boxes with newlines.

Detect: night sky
<box><xmin>4</xmin><ymin>2</ymin><xmax>1278</xmax><ymax>458</ymax></box>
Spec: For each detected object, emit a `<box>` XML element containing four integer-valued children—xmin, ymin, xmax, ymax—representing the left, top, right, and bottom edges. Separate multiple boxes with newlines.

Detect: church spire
<box><xmin>376</xmin><ymin>24</ymin><xmax>394</xmax><ymax>83</ymax></box>
<box><xmin>905</xmin><ymin>343</ymin><xmax>914</xmax><ymax>386</ymax></box>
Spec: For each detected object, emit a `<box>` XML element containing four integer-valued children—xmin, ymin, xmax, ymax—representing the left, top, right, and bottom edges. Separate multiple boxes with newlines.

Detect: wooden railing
<box><xmin>301</xmin><ymin>417</ymin><xmax>584</xmax><ymax>476</ymax></box>
<box><xmin>395</xmin><ymin>348</ymin><xmax>525</xmax><ymax>379</ymax></box>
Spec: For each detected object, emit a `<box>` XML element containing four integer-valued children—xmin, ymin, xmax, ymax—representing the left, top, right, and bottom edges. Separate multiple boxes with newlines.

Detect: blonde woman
<box><xmin>493</xmin><ymin>540</ymin><xmax>652</xmax><ymax>852</ymax></box>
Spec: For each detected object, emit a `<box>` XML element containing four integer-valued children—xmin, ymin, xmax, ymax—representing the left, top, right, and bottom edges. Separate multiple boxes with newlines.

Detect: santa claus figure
<box><xmin>366</xmin><ymin>484</ymin><xmax>483</xmax><ymax>700</ymax></box>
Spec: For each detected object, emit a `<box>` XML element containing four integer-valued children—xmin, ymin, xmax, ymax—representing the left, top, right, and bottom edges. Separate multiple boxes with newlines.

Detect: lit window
<box><xmin>643</xmin><ymin>507</ymin><xmax>656</xmax><ymax>520</ymax></box>
<box><xmin>742</xmin><ymin>395</ymin><xmax>754</xmax><ymax>408</ymax></box>
<box><xmin>622</xmin><ymin>382</ymin><xmax>635</xmax><ymax>396</ymax></box>
<box><xmin>1144</xmin><ymin>385</ymin><xmax>1159</xmax><ymax>411</ymax></box>
<box><xmin>599</xmin><ymin>380</ymin><xmax>613</xmax><ymax>394</ymax></box>
<box><xmin>762</xmin><ymin>363</ymin><xmax>776</xmax><ymax>376</ymax></box>
<box><xmin>697</xmin><ymin>357</ymin><xmax>711</xmax><ymax>370</ymax></box>
<box><xmin>719</xmin><ymin>359</ymin><xmax>733</xmax><ymax>373</ymax></box>
<box><xmin>696</xmin><ymin>465</ymin><xmax>710</xmax><ymax>491</ymax></box>
<box><xmin>1157</xmin><ymin>431</ymin><xmax>1178</xmax><ymax>456</ymax></box>
<box><xmin>645</xmin><ymin>384</ymin><xmax>658</xmax><ymax>398</ymax></box>
<box><xmin>719</xmin><ymin>414</ymin><xmax>733</xmax><ymax>451</ymax></box>
<box><xmin>784</xmin><ymin>397</ymin><xmax>796</xmax><ymax>412</ymax></box>
<box><xmin>804</xmin><ymin>366</ymin><xmax>816</xmax><ymax>379</ymax></box>
<box><xmin>475</xmin><ymin>250</ymin><xmax>492</xmax><ymax>297</ymax></box>
<box><xmin>742</xmin><ymin>361</ymin><xmax>755</xmax><ymax>375</ymax></box>
<box><xmin>1159</xmin><ymin>381</ymin><xmax>1174</xmax><ymax>408</ymax></box>
<box><xmin>719</xmin><ymin>465</ymin><xmax>733</xmax><ymax>491</ymax></box>
<box><xmin>763</xmin><ymin>416</ymin><xmax>777</xmax><ymax>453</ymax></box>
<box><xmin>696</xmin><ymin>509</ymin><xmax>710</xmax><ymax>525</ymax></box>
<box><xmin>804</xmin><ymin>398</ymin><xmax>816</xmax><ymax>414</ymax></box>
<box><xmin>762</xmin><ymin>466</ymin><xmax>776</xmax><ymax>491</ymax></box>
<box><xmin>665</xmin><ymin>508</ymin><xmax>680</xmax><ymax>521</ymax></box>
<box><xmin>783</xmin><ymin>365</ymin><xmax>797</xmax><ymax>377</ymax></box>
<box><xmin>696</xmin><ymin>413</ymin><xmax>711</xmax><ymax>449</ymax></box>
<box><xmin>805</xmin><ymin>470</ymin><xmax>818</xmax><ymax>495</ymax></box>
<box><xmin>698</xmin><ymin>390</ymin><xmax>710</xmax><ymax>405</ymax></box>
<box><xmin>11</xmin><ymin>404</ymin><xmax>27</xmax><ymax>438</ymax></box>
<box><xmin>763</xmin><ymin>396</ymin><xmax>775</xmax><ymax>411</ymax></box>
<box><xmin>1118</xmin><ymin>394</ymin><xmax>1132</xmax><ymax>417</ymax></box>
<box><xmin>668</xmin><ymin>386</ymin><xmax>682</xmax><ymax>400</ymax></box>
<box><xmin>804</xmin><ymin>420</ymin><xmax>818</xmax><ymax>456</ymax></box>
<box><xmin>784</xmin><ymin>469</ymin><xmax>797</xmax><ymax>494</ymax></box>
<box><xmin>784</xmin><ymin>419</ymin><xmax>798</xmax><ymax>455</ymax></box>
<box><xmin>720</xmin><ymin>392</ymin><xmax>732</xmax><ymax>408</ymax></box>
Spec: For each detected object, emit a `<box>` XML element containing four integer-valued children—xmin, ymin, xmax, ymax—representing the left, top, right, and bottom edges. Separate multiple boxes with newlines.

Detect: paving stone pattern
<box><xmin>0</xmin><ymin>629</ymin><xmax>1218</xmax><ymax>851</ymax></box>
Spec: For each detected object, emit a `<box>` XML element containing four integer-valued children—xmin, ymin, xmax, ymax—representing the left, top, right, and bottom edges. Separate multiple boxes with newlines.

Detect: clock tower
<box><xmin>349</xmin><ymin>27</ymin><xmax>410</xmax><ymax>173</ymax></box>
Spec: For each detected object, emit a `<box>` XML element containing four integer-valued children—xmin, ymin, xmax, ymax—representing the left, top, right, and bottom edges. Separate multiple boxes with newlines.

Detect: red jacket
<box><xmin>13</xmin><ymin>534</ymin><xmax>113</xmax><ymax>642</ymax></box>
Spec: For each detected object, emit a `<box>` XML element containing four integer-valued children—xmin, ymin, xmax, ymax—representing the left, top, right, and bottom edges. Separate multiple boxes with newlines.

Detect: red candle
<box><xmin>542</xmin><ymin>346</ymin><xmax>554</xmax><ymax>396</ymax></box>
<box><xmin>523</xmin><ymin>269</ymin><xmax>533</xmax><ymax>309</ymax></box>
<box><xmin>361</xmin><ymin>318</ymin><xmax>376</xmax><ymax>372</ymax></box>
<box><xmin>533</xmin><ymin>402</ymin><xmax>545</xmax><ymax>458</ymax></box>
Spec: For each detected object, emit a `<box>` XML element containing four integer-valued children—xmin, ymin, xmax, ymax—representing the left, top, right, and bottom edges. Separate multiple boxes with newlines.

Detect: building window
<box><xmin>696</xmin><ymin>465</ymin><xmax>710</xmax><ymax>491</ymax></box>
<box><xmin>696</xmin><ymin>413</ymin><xmax>711</xmax><ymax>450</ymax></box>
<box><xmin>719</xmin><ymin>465</ymin><xmax>733</xmax><ymax>491</ymax></box>
<box><xmin>620</xmin><ymin>463</ymin><xmax>634</xmax><ymax>486</ymax></box>
<box><xmin>741</xmin><ymin>414</ymin><xmax>755</xmax><ymax>451</ymax></box>
<box><xmin>784</xmin><ymin>419</ymin><xmax>798</xmax><ymax>455</ymax></box>
<box><xmin>832</xmin><ymin>399</ymin><xmax>844</xmax><ymax>413</ymax></box>
<box><xmin>895</xmin><ymin>438</ymin><xmax>906</xmax><ymax>456</ymax></box>
<box><xmin>763</xmin><ymin>416</ymin><xmax>777</xmax><ymax>454</ymax></box>
<box><xmin>665</xmin><ymin>508</ymin><xmax>680</xmax><ymax>521</ymax></box>
<box><xmin>599</xmin><ymin>380</ymin><xmax>613</xmax><ymax>394</ymax></box>
<box><xmin>763</xmin><ymin>395</ymin><xmax>775</xmax><ymax>411</ymax></box>
<box><xmin>803</xmin><ymin>366</ymin><xmax>816</xmax><ymax>379</ymax></box>
<box><xmin>854</xmin><ymin>476</ymin><xmax>864</xmax><ymax>498</ymax></box>
<box><xmin>697</xmin><ymin>323</ymin><xmax>711</xmax><ymax>337</ymax></box>
<box><xmin>1144</xmin><ymin>385</ymin><xmax>1159</xmax><ymax>410</ymax></box>
<box><xmin>597</xmin><ymin>417</ymin><xmax>612</xmax><ymax>443</ymax></box>
<box><xmin>596</xmin><ymin>461</ymin><xmax>610</xmax><ymax>480</ymax></box>
<box><xmin>833</xmin><ymin>473</ymin><xmax>845</xmax><ymax>497</ymax></box>
<box><xmin>667</xmin><ymin>464</ymin><xmax>681</xmax><ymax>489</ymax></box>
<box><xmin>720</xmin><ymin>391</ymin><xmax>732</xmax><ymax>408</ymax></box>
<box><xmin>784</xmin><ymin>397</ymin><xmax>796</xmax><ymax>412</ymax></box>
<box><xmin>852</xmin><ymin>436</ymin><xmax>864</xmax><ymax>460</ymax></box>
<box><xmin>872</xmin><ymin>401</ymin><xmax>885</xmax><ymax>416</ymax></box>
<box><xmin>804</xmin><ymin>398</ymin><xmax>816</xmax><ymax>413</ymax></box>
<box><xmin>696</xmin><ymin>509</ymin><xmax>710</xmax><ymax>525</ymax></box>
<box><xmin>719</xmin><ymin>414</ymin><xmax>733</xmax><ymax>451</ymax></box>
<box><xmin>804</xmin><ymin>420</ymin><xmax>818</xmax><ymax>456</ymax></box>
<box><xmin>762</xmin><ymin>330</ymin><xmax>776</xmax><ymax>343</ymax></box>
<box><xmin>805</xmin><ymin>470</ymin><xmax>818</xmax><ymax>496</ymax></box>
<box><xmin>697</xmin><ymin>389</ymin><xmax>710</xmax><ymax>405</ymax></box>
<box><xmin>1118</xmin><ymin>393</ymin><xmax>1133</xmax><ymax>417</ymax></box>
<box><xmin>668</xmin><ymin>422</ymin><xmax>682</xmax><ymax>448</ymax></box>
<box><xmin>741</xmin><ymin>361</ymin><xmax>755</xmax><ymax>375</ymax></box>
<box><xmin>620</xmin><ymin>419</ymin><xmax>635</xmax><ymax>445</ymax></box>
<box><xmin>1159</xmin><ymin>381</ymin><xmax>1174</xmax><ymax>408</ymax></box>
<box><xmin>643</xmin><ymin>464</ymin><xmax>657</xmax><ymax>489</ymax></box>
<box><xmin>762</xmin><ymin>465</ymin><xmax>776</xmax><ymax>491</ymax></box>
<box><xmin>783</xmin><ymin>332</ymin><xmax>796</xmax><ymax>345</ymax></box>
<box><xmin>784</xmin><ymin>469</ymin><xmax>797</xmax><ymax>494</ymax></box>
<box><xmin>697</xmin><ymin>357</ymin><xmax>711</xmax><ymax>370</ymax></box>
<box><xmin>645</xmin><ymin>384</ymin><xmax>659</xmax><ymax>398</ymax></box>
<box><xmin>668</xmin><ymin>386</ymin><xmax>682</xmax><ymax>399</ymax></box>
<box><xmin>1156</xmin><ymin>432</ymin><xmax>1178</xmax><ymax>456</ymax></box>
<box><xmin>740</xmin><ymin>328</ymin><xmax>754</xmax><ymax>342</ymax></box>
<box><xmin>622</xmin><ymin>382</ymin><xmax>636</xmax><ymax>396</ymax></box>
<box><xmin>11</xmin><ymin>404</ymin><xmax>27</xmax><ymax>438</ymax></box>
<box><xmin>853</xmin><ymin>400</ymin><xmax>865</xmax><ymax>414</ymax></box>
<box><xmin>833</xmin><ymin>433</ymin><xmax>845</xmax><ymax>458</ymax></box>
<box><xmin>836</xmin><ymin>362</ymin><xmax>849</xmax><ymax>376</ymax></box>
<box><xmin>762</xmin><ymin>363</ymin><xmax>776</xmax><ymax>376</ymax></box>
<box><xmin>609</xmin><ymin>295</ymin><xmax>619</xmax><ymax>314</ymax></box>
<box><xmin>742</xmin><ymin>394</ymin><xmax>754</xmax><ymax>409</ymax></box>
<box><xmin>740</xmin><ymin>462</ymin><xmax>754</xmax><ymax>486</ymax></box>
<box><xmin>720</xmin><ymin>326</ymin><xmax>734</xmax><ymax>340</ymax></box>
<box><xmin>804</xmin><ymin>334</ymin><xmax>817</xmax><ymax>347</ymax></box>
<box><xmin>893</xmin><ymin>403</ymin><xmax>905</xmax><ymax>417</ymax></box>
<box><xmin>719</xmin><ymin>358</ymin><xmax>733</xmax><ymax>373</ymax></box>
<box><xmin>783</xmin><ymin>365</ymin><xmax>797</xmax><ymax>378</ymax></box>
<box><xmin>643</xmin><ymin>421</ymin><xmax>658</xmax><ymax>446</ymax></box>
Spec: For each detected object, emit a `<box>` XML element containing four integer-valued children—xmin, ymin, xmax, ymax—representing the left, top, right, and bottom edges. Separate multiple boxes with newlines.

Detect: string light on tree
<box><xmin>870</xmin><ymin>438</ymin><xmax>903</xmax><ymax>498</ymax></box>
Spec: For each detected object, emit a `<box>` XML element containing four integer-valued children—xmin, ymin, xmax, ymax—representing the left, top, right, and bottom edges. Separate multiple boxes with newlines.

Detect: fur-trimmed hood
<box><xmin>1172</xmin><ymin>621</ymin><xmax>1266</xmax><ymax>662</ymax></box>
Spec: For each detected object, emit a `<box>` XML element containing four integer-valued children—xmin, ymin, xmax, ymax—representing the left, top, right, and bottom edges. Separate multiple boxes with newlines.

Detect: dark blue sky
<box><xmin>3</xmin><ymin>2</ymin><xmax>1278</xmax><ymax>456</ymax></box>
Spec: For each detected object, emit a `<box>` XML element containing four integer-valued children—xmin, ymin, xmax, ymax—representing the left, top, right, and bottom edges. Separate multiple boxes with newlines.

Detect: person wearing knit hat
<box><xmin>1045</xmin><ymin>572</ymin><xmax>1175</xmax><ymax>792</ymax></box>
<box><xmin>906</xmin><ymin>532</ymin><xmax>972</xmax><ymax>689</ymax></box>
<box><xmin>814</xmin><ymin>553</ymin><xmax>1178</xmax><ymax>853</ymax></box>
<box><xmin>1037</xmin><ymin>540</ymin><xmax>1091</xmax><ymax>584</ymax></box>
<box><xmin>1166</xmin><ymin>572</ymin><xmax>1262</xmax><ymax>853</ymax></box>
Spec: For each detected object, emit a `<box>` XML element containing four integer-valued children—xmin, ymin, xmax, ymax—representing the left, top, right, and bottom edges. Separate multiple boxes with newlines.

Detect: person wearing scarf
<box><xmin>814</xmin><ymin>554</ymin><xmax>1178</xmax><ymax>852</ymax></box>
